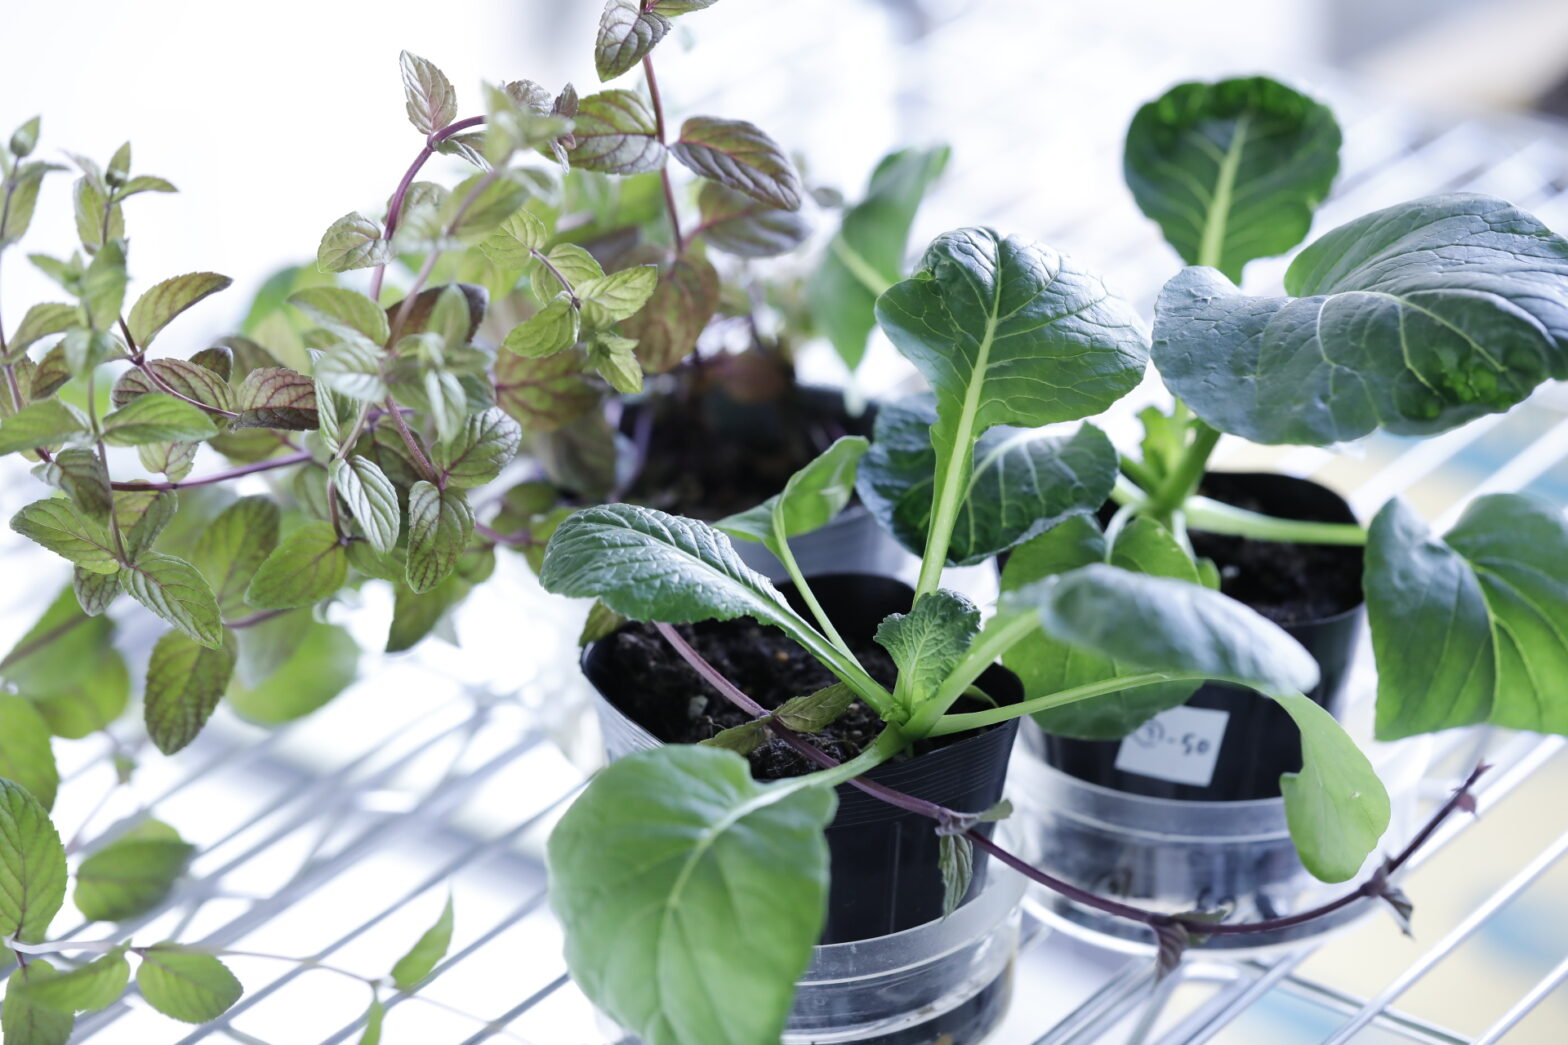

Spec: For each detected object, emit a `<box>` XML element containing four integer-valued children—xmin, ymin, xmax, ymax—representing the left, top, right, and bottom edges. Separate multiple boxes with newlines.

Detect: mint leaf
<box><xmin>548</xmin><ymin>746</ymin><xmax>834</xmax><ymax>1045</ymax></box>
<box><xmin>14</xmin><ymin>948</ymin><xmax>129</xmax><ymax>1013</ymax></box>
<box><xmin>38</xmin><ymin>448</ymin><xmax>112</xmax><ymax>523</ymax></box>
<box><xmin>577</xmin><ymin>265</ymin><xmax>658</xmax><ymax>328</ymax></box>
<box><xmin>246</xmin><ymin>521</ymin><xmax>348</xmax><ymax>610</ymax></box>
<box><xmin>143</xmin><ymin>629</ymin><xmax>237</xmax><ymax>755</ymax></box>
<box><xmin>330</xmin><ymin>457</ymin><xmax>401</xmax><ymax>554</ymax></box>
<box><xmin>111</xmin><ymin>360</ymin><xmax>233</xmax><ymax>415</ymax></box>
<box><xmin>0</xmin><ymin>587</ymin><xmax>130</xmax><ymax>739</ymax></box>
<box><xmin>288</xmin><ymin>286</ymin><xmax>391</xmax><ymax>345</ymax></box>
<box><xmin>620</xmin><ymin>251</ymin><xmax>719</xmax><ymax>373</ymax></box>
<box><xmin>390</xmin><ymin>894</ymin><xmax>455</xmax><ymax>991</ymax></box>
<box><xmin>771</xmin><ymin>683</ymin><xmax>856</xmax><ymax>733</ymax></box>
<box><xmin>123</xmin><ymin>553</ymin><xmax>224</xmax><ymax>648</ymax></box>
<box><xmin>6</xmin><ymin>302</ymin><xmax>76</xmax><ymax>359</ymax></box>
<box><xmin>502</xmin><ymin>297</ymin><xmax>581</xmax><ymax>357</ymax></box>
<box><xmin>0</xmin><ymin>778</ymin><xmax>67</xmax><ymax>943</ymax></box>
<box><xmin>567</xmin><ymin>90</ymin><xmax>666</xmax><ymax>175</ymax></box>
<box><xmin>406</xmin><ymin>482</ymin><xmax>474</xmax><ymax>594</ymax></box>
<box><xmin>73</xmin><ymin>819</ymin><xmax>192</xmax><ymax>922</ymax></box>
<box><xmin>399</xmin><ymin>51</ymin><xmax>458</xmax><ymax>136</ymax></box>
<box><xmin>1154</xmin><ymin>194</ymin><xmax>1568</xmax><ymax>445</ymax></box>
<box><xmin>433</xmin><ymin>407</ymin><xmax>521</xmax><ymax>488</ymax></box>
<box><xmin>2</xmin><ymin>960</ymin><xmax>77</xmax><ymax>1044</ymax></box>
<box><xmin>586</xmin><ymin>334</ymin><xmax>643</xmax><ymax>394</ymax></box>
<box><xmin>938</xmin><ymin>833</ymin><xmax>973</xmax><ymax>918</ymax></box>
<box><xmin>235</xmin><ymin>367</ymin><xmax>318</xmax><ymax>430</ymax></box>
<box><xmin>318</xmin><ymin>212</ymin><xmax>392</xmax><ymax>273</ymax></box>
<box><xmin>0</xmin><ymin>399</ymin><xmax>88</xmax><ymax>455</ymax></box>
<box><xmin>494</xmin><ymin>348</ymin><xmax>599</xmax><ymax>432</ymax></box>
<box><xmin>0</xmin><ymin>695</ymin><xmax>60</xmax><ymax>809</ymax></box>
<box><xmin>10</xmin><ymin>498</ymin><xmax>121</xmax><ymax>574</ymax></box>
<box><xmin>596</xmin><ymin>0</ymin><xmax>672</xmax><ymax>82</ymax></box>
<box><xmin>315</xmin><ymin>341</ymin><xmax>387</xmax><ymax>402</ymax></box>
<box><xmin>101</xmin><ymin>393</ymin><xmax>219</xmax><ymax>446</ymax></box>
<box><xmin>126</xmin><ymin>272</ymin><xmax>232</xmax><ymax>348</ymax></box>
<box><xmin>1275</xmin><ymin>693</ymin><xmax>1391</xmax><ymax>882</ymax></box>
<box><xmin>696</xmin><ymin>181</ymin><xmax>809</xmax><ymax>259</ymax></box>
<box><xmin>230</xmin><ymin>615</ymin><xmax>359</xmax><ymax>724</ymax></box>
<box><xmin>190</xmin><ymin>496</ymin><xmax>281</xmax><ymax>615</ymax></box>
<box><xmin>671</xmin><ymin>117</ymin><xmax>801</xmax><ymax>210</ymax></box>
<box><xmin>135</xmin><ymin>945</ymin><xmax>244</xmax><ymax>1023</ymax></box>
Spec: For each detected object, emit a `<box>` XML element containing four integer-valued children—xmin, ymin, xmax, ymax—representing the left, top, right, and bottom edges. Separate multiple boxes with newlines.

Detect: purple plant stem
<box><xmin>108</xmin><ymin>450</ymin><xmax>311</xmax><ymax>492</ymax></box>
<box><xmin>370</xmin><ymin>115</ymin><xmax>488</xmax><ymax>301</ymax></box>
<box><xmin>652</xmin><ymin>622</ymin><xmax>1489</xmax><ymax>940</ymax></box>
<box><xmin>641</xmin><ymin>56</ymin><xmax>685</xmax><ymax>252</ymax></box>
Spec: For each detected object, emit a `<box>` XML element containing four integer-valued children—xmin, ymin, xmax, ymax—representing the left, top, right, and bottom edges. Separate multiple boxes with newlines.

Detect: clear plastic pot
<box><xmin>1011</xmin><ymin>722</ymin><xmax>1429</xmax><ymax>953</ymax></box>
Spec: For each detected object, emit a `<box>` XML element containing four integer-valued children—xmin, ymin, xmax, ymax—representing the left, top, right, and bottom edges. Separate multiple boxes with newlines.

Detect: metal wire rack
<box><xmin>3</xmin><ymin>1</ymin><xmax>1568</xmax><ymax>1041</ymax></box>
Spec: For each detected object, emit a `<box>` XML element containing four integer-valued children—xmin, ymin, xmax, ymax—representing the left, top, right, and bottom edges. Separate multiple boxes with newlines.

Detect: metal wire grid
<box><xmin>1</xmin><ymin>2</ymin><xmax>1567</xmax><ymax>1041</ymax></box>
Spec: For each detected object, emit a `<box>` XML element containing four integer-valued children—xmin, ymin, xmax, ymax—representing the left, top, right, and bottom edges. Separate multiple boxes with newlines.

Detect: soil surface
<box><xmin>622</xmin><ymin>372</ymin><xmax>874</xmax><ymax>520</ymax></box>
<box><xmin>1189</xmin><ymin>474</ymin><xmax>1364</xmax><ymax>625</ymax></box>
<box><xmin>597</xmin><ymin>620</ymin><xmax>990</xmax><ymax>780</ymax></box>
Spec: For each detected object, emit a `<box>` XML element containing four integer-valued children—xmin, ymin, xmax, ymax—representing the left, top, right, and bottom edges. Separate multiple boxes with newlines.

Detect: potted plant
<box><xmin>947</xmin><ymin>76</ymin><xmax>1568</xmax><ymax>946</ymax></box>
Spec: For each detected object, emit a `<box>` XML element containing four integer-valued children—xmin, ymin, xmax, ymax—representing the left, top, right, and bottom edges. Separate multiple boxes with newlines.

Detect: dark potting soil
<box><xmin>600</xmin><ymin>620</ymin><xmax>985</xmax><ymax>780</ymax></box>
<box><xmin>622</xmin><ymin>374</ymin><xmax>874</xmax><ymax>520</ymax></box>
<box><xmin>1190</xmin><ymin>474</ymin><xmax>1363</xmax><ymax>626</ymax></box>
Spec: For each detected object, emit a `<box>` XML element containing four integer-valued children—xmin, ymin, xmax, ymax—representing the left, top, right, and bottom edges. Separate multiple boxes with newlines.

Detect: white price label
<box><xmin>1113</xmin><ymin>705</ymin><xmax>1229</xmax><ymax>787</ymax></box>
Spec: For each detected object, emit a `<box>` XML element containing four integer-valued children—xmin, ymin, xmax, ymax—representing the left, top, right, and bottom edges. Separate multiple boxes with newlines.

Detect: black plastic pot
<box><xmin>620</xmin><ymin>387</ymin><xmax>916</xmax><ymax>582</ymax></box>
<box><xmin>584</xmin><ymin>574</ymin><xmax>1023</xmax><ymax>944</ymax></box>
<box><xmin>1038</xmin><ymin>472</ymin><xmax>1365</xmax><ymax>802</ymax></box>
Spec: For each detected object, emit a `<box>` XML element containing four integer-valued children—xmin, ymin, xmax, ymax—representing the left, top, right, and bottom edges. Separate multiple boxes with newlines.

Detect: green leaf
<box><xmin>433</xmin><ymin>407</ymin><xmax>521</xmax><ymax>488</ymax></box>
<box><xmin>494</xmin><ymin>347</ymin><xmax>599</xmax><ymax>432</ymax></box>
<box><xmin>696</xmin><ymin>180</ymin><xmax>809</xmax><ymax>259</ymax></box>
<box><xmin>1</xmin><ymin>162</ymin><xmax>57</xmax><ymax>247</ymax></box>
<box><xmin>9</xmin><ymin>115</ymin><xmax>41</xmax><ymax>157</ymax></box>
<box><xmin>190</xmin><ymin>496</ymin><xmax>281</xmax><ymax>615</ymax></box>
<box><xmin>144</xmin><ymin>629</ymin><xmax>237</xmax><ymax>755</ymax></box>
<box><xmin>439</xmin><ymin>172</ymin><xmax>530</xmax><ymax>246</ymax></box>
<box><xmin>400</xmin><ymin>51</ymin><xmax>458</xmax><ymax>135</ymax></box>
<box><xmin>10</xmin><ymin>498</ymin><xmax>121</xmax><ymax>574</ymax></box>
<box><xmin>14</xmin><ymin>948</ymin><xmax>128</xmax><ymax>1013</ymax></box>
<box><xmin>1002</xmin><ymin>516</ymin><xmax>1205</xmax><ymax>739</ymax></box>
<box><xmin>72</xmin><ymin>819</ymin><xmax>193</xmax><ymax>922</ymax></box>
<box><xmin>2</xmin><ymin>960</ymin><xmax>77</xmax><ymax>1045</ymax></box>
<box><xmin>548</xmin><ymin>745</ymin><xmax>835</xmax><ymax>1045</ymax></box>
<box><xmin>1274</xmin><ymin>692</ymin><xmax>1391</xmax><ymax>882</ymax></box>
<box><xmin>123</xmin><ymin>554</ymin><xmax>224</xmax><ymax>648</ymax></box>
<box><xmin>37</xmin><ymin>448</ymin><xmax>112</xmax><ymax>523</ymax></box>
<box><xmin>288</xmin><ymin>286</ymin><xmax>391</xmax><ymax>345</ymax></box>
<box><xmin>1153</xmin><ymin>194</ymin><xmax>1568</xmax><ymax>445</ymax></box>
<box><xmin>807</xmin><ymin>146</ymin><xmax>948</xmax><ymax>370</ymax></box>
<box><xmin>136</xmin><ymin>945</ymin><xmax>244</xmax><ymax>1023</ymax></box>
<box><xmin>406</xmin><ymin>482</ymin><xmax>474</xmax><ymax>593</ymax></box>
<box><xmin>1125</xmin><ymin>77</ymin><xmax>1340</xmax><ymax>282</ymax></box>
<box><xmin>620</xmin><ymin>251</ymin><xmax>720</xmax><ymax>373</ymax></box>
<box><xmin>390</xmin><ymin>894</ymin><xmax>455</xmax><ymax>991</ymax></box>
<box><xmin>0</xmin><ymin>778</ymin><xmax>66</xmax><ymax>943</ymax></box>
<box><xmin>0</xmin><ymin>399</ymin><xmax>87</xmax><ymax>455</ymax></box>
<box><xmin>772</xmin><ymin>683</ymin><xmax>857</xmax><ymax>733</ymax></box>
<box><xmin>529</xmin><ymin>243</ymin><xmax>604</xmax><ymax>291</ymax></box>
<box><xmin>541</xmin><ymin>503</ymin><xmax>793</xmax><ymax>627</ymax></box>
<box><xmin>579</xmin><ymin>599</ymin><xmax>628</xmax><ymax>647</ymax></box>
<box><xmin>386</xmin><ymin>575</ymin><xmax>471</xmax><ymax>653</ymax></box>
<box><xmin>876</xmin><ymin>229</ymin><xmax>1147</xmax><ymax>570</ymax></box>
<box><xmin>330</xmin><ymin>457</ymin><xmax>401</xmax><ymax>553</ymax></box>
<box><xmin>112</xmin><ymin>359</ymin><xmax>234</xmax><ymax>415</ymax></box>
<box><xmin>875</xmin><ymin>590</ymin><xmax>979</xmax><ymax>713</ymax></box>
<box><xmin>577</xmin><ymin>265</ymin><xmax>658</xmax><ymax>328</ymax></box>
<box><xmin>116</xmin><ymin>174</ymin><xmax>177</xmax><ymax>199</ymax></box>
<box><xmin>0</xmin><ymin>587</ymin><xmax>130</xmax><ymax>738</ymax></box>
<box><xmin>316</xmin><ymin>341</ymin><xmax>387</xmax><ymax>402</ymax></box>
<box><xmin>126</xmin><ymin>272</ymin><xmax>232</xmax><ymax>348</ymax></box>
<box><xmin>856</xmin><ymin>395</ymin><xmax>1119</xmax><ymax>565</ymax></box>
<box><xmin>700</xmin><ymin>719</ymin><xmax>769</xmax><ymax>755</ymax></box>
<box><xmin>502</xmin><ymin>297</ymin><xmax>581</xmax><ymax>357</ymax></box>
<box><xmin>229</xmin><ymin>614</ymin><xmax>359</xmax><ymax>723</ymax></box>
<box><xmin>6</xmin><ymin>302</ymin><xmax>76</xmax><ymax>359</ymax></box>
<box><xmin>1008</xmin><ymin>562</ymin><xmax>1320</xmax><ymax>696</ymax></box>
<box><xmin>101</xmin><ymin>393</ymin><xmax>219</xmax><ymax>446</ymax></box>
<box><xmin>596</xmin><ymin>0</ymin><xmax>671</xmax><ymax>81</ymax></box>
<box><xmin>1368</xmin><ymin>495</ymin><xmax>1568</xmax><ymax>738</ymax></box>
<box><xmin>359</xmin><ymin>994</ymin><xmax>386</xmax><ymax>1045</ymax></box>
<box><xmin>0</xmin><ymin>696</ymin><xmax>58</xmax><ymax>810</ymax></box>
<box><xmin>484</xmin><ymin>82</ymin><xmax>573</xmax><ymax>166</ymax></box>
<box><xmin>478</xmin><ymin>208</ymin><xmax>551</xmax><ymax>267</ymax></box>
<box><xmin>234</xmin><ymin>367</ymin><xmax>318</xmax><ymax>429</ymax></box>
<box><xmin>671</xmin><ymin>117</ymin><xmax>801</xmax><ymax>210</ymax></box>
<box><xmin>80</xmin><ymin>238</ymin><xmax>128</xmax><ymax>330</ymax></box>
<box><xmin>656</xmin><ymin>0</ymin><xmax>720</xmax><ymax>12</ymax></box>
<box><xmin>587</xmin><ymin>333</ymin><xmax>643</xmax><ymax>394</ymax></box>
<box><xmin>115</xmin><ymin>488</ymin><xmax>176</xmax><ymax>562</ymax></box>
<box><xmin>938</xmin><ymin>833</ymin><xmax>973</xmax><ymax>918</ymax></box>
<box><xmin>318</xmin><ymin>212</ymin><xmax>392</xmax><ymax>273</ymax></box>
<box><xmin>718</xmin><ymin>435</ymin><xmax>868</xmax><ymax>555</ymax></box>
<box><xmin>567</xmin><ymin>90</ymin><xmax>666</xmax><ymax>175</ymax></box>
<box><xmin>246</xmin><ymin>521</ymin><xmax>347</xmax><ymax>610</ymax></box>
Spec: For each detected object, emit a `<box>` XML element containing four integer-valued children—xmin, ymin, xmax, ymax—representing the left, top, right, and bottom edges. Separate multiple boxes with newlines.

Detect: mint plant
<box><xmin>535</xmin><ymin>77</ymin><xmax>1568</xmax><ymax>1045</ymax></box>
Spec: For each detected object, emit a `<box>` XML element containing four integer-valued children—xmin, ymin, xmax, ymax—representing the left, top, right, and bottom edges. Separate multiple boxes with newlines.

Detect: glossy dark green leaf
<box><xmin>100</xmin><ymin>393</ymin><xmax>219</xmax><ymax>446</ymax></box>
<box><xmin>808</xmin><ymin>147</ymin><xmax>948</xmax><ymax>370</ymax></box>
<box><xmin>567</xmin><ymin>90</ymin><xmax>666</xmax><ymax>175</ymax></box>
<box><xmin>671</xmin><ymin>117</ymin><xmax>801</xmax><ymax>210</ymax></box>
<box><xmin>1125</xmin><ymin>77</ymin><xmax>1339</xmax><ymax>281</ymax></box>
<box><xmin>245</xmin><ymin>521</ymin><xmax>347</xmax><ymax>610</ymax></box>
<box><xmin>1153</xmin><ymin>194</ymin><xmax>1568</xmax><ymax>445</ymax></box>
<box><xmin>123</xmin><ymin>554</ymin><xmax>224</xmax><ymax>648</ymax></box>
<box><xmin>857</xmin><ymin>395</ymin><xmax>1118</xmax><ymax>565</ymax></box>
<box><xmin>73</xmin><ymin>819</ymin><xmax>192</xmax><ymax>922</ymax></box>
<box><xmin>596</xmin><ymin>0</ymin><xmax>671</xmax><ymax>81</ymax></box>
<box><xmin>136</xmin><ymin>945</ymin><xmax>244</xmax><ymax>1023</ymax></box>
<box><xmin>0</xmin><ymin>695</ymin><xmax>59</xmax><ymax>809</ymax></box>
<box><xmin>406</xmin><ymin>482</ymin><xmax>474</xmax><ymax>594</ymax></box>
<box><xmin>1368</xmin><ymin>495</ymin><xmax>1568</xmax><ymax>738</ymax></box>
<box><xmin>390</xmin><ymin>894</ymin><xmax>455</xmax><ymax>990</ymax></box>
<box><xmin>696</xmin><ymin>180</ymin><xmax>809</xmax><ymax>259</ymax></box>
<box><xmin>875</xmin><ymin>590</ymin><xmax>979</xmax><ymax>713</ymax></box>
<box><xmin>1275</xmin><ymin>693</ymin><xmax>1390</xmax><ymax>882</ymax></box>
<box><xmin>0</xmin><ymin>778</ymin><xmax>67</xmax><ymax>943</ymax></box>
<box><xmin>143</xmin><ymin>629</ymin><xmax>237</xmax><ymax>755</ymax></box>
<box><xmin>548</xmin><ymin>745</ymin><xmax>834</xmax><ymax>1045</ymax></box>
<box><xmin>126</xmin><ymin>272</ymin><xmax>232</xmax><ymax>348</ymax></box>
